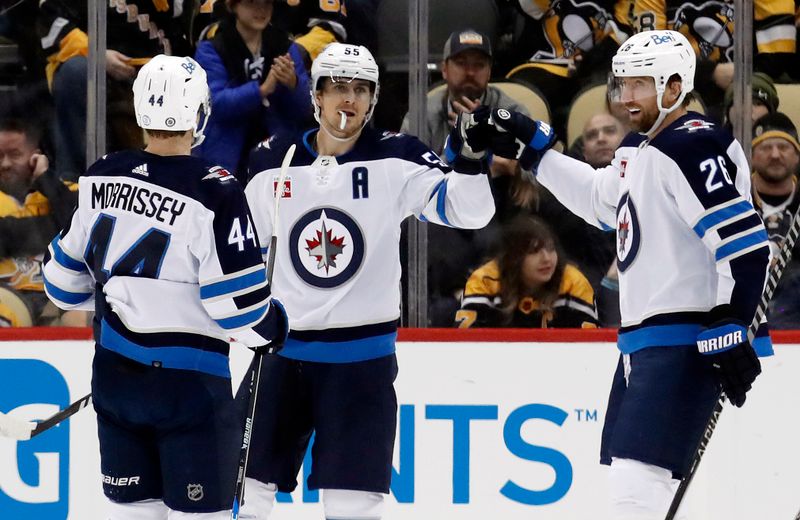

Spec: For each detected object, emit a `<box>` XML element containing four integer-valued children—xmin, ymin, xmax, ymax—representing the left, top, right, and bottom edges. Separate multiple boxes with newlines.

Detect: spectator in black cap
<box><xmin>723</xmin><ymin>72</ymin><xmax>780</xmax><ymax>129</ymax></box>
<box><xmin>751</xmin><ymin>112</ymin><xmax>800</xmax><ymax>328</ymax></box>
<box><xmin>400</xmin><ymin>28</ymin><xmax>532</xmax><ymax>326</ymax></box>
<box><xmin>400</xmin><ymin>28</ymin><xmax>529</xmax><ymax>155</ymax></box>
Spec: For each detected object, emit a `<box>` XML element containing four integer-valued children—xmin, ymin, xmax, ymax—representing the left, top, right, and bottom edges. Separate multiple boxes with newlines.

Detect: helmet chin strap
<box><xmin>643</xmin><ymin>88</ymin><xmax>687</xmax><ymax>137</ymax></box>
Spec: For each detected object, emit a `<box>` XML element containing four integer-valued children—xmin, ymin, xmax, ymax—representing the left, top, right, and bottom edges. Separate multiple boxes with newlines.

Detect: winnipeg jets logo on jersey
<box><xmin>616</xmin><ymin>192</ymin><xmax>641</xmax><ymax>272</ymax></box>
<box><xmin>675</xmin><ymin>119</ymin><xmax>715</xmax><ymax>133</ymax></box>
<box><xmin>289</xmin><ymin>207</ymin><xmax>365</xmax><ymax>288</ymax></box>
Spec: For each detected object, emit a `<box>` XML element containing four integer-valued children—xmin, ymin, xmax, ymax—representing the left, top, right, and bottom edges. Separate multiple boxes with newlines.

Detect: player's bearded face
<box><xmin>317</xmin><ymin>78</ymin><xmax>372</xmax><ymax>136</ymax></box>
<box><xmin>613</xmin><ymin>76</ymin><xmax>659</xmax><ymax>134</ymax></box>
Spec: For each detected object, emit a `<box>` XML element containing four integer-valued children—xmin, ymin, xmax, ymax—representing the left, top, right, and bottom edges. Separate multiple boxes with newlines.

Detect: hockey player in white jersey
<box><xmin>482</xmin><ymin>31</ymin><xmax>772</xmax><ymax>519</ymax></box>
<box><xmin>42</xmin><ymin>55</ymin><xmax>287</xmax><ymax>519</ymax></box>
<box><xmin>239</xmin><ymin>43</ymin><xmax>495</xmax><ymax>519</ymax></box>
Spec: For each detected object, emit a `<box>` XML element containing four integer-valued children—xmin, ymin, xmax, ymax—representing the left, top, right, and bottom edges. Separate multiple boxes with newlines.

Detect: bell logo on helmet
<box><xmin>650</xmin><ymin>33</ymin><xmax>676</xmax><ymax>45</ymax></box>
<box><xmin>181</xmin><ymin>60</ymin><xmax>196</xmax><ymax>74</ymax></box>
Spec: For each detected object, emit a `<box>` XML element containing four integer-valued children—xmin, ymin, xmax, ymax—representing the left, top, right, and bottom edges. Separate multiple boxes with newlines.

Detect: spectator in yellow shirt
<box><xmin>456</xmin><ymin>216</ymin><xmax>598</xmax><ymax>328</ymax></box>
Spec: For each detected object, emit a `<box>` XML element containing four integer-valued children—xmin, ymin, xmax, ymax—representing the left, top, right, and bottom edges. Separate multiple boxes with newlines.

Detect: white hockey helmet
<box><xmin>311</xmin><ymin>43</ymin><xmax>380</xmax><ymax>125</ymax></box>
<box><xmin>610</xmin><ymin>30</ymin><xmax>696</xmax><ymax>135</ymax></box>
<box><xmin>132</xmin><ymin>55</ymin><xmax>211</xmax><ymax>147</ymax></box>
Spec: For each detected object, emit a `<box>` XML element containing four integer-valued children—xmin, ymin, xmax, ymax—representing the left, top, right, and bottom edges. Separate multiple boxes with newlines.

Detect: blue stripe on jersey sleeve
<box><xmin>444</xmin><ymin>136</ymin><xmax>457</xmax><ymax>164</ymax></box>
<box><xmin>43</xmin><ymin>274</ymin><xmax>93</xmax><ymax>305</ymax></box>
<box><xmin>50</xmin><ymin>237</ymin><xmax>88</xmax><ymax>272</ymax></box>
<box><xmin>715</xmin><ymin>229</ymin><xmax>769</xmax><ymax>261</ymax></box>
<box><xmin>433</xmin><ymin>179</ymin><xmax>452</xmax><ymax>226</ymax></box>
<box><xmin>200</xmin><ymin>269</ymin><xmax>266</xmax><ymax>300</ymax></box>
<box><xmin>215</xmin><ymin>304</ymin><xmax>268</xmax><ymax>330</ymax></box>
<box><xmin>692</xmin><ymin>200</ymin><xmax>752</xmax><ymax>238</ymax></box>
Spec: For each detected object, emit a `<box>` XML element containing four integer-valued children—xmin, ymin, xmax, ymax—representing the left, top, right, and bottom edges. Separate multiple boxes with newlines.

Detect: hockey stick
<box><xmin>0</xmin><ymin>393</ymin><xmax>92</xmax><ymax>440</ymax></box>
<box><xmin>232</xmin><ymin>143</ymin><xmax>296</xmax><ymax>520</ymax></box>
<box><xmin>665</xmin><ymin>206</ymin><xmax>800</xmax><ymax>520</ymax></box>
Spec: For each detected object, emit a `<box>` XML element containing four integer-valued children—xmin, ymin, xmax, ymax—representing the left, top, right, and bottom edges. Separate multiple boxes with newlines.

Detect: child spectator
<box><xmin>456</xmin><ymin>216</ymin><xmax>598</xmax><ymax>328</ymax></box>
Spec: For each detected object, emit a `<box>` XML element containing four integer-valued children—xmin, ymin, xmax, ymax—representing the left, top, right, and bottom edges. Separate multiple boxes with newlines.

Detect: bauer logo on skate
<box><xmin>289</xmin><ymin>207</ymin><xmax>365</xmax><ymax>288</ymax></box>
<box><xmin>0</xmin><ymin>360</ymin><xmax>70</xmax><ymax>517</ymax></box>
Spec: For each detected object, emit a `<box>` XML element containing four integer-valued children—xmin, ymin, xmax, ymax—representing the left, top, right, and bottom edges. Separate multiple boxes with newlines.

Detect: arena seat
<box><xmin>776</xmin><ymin>84</ymin><xmax>800</xmax><ymax>128</ymax></box>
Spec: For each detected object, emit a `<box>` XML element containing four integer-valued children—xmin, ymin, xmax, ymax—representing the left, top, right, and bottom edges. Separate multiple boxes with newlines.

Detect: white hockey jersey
<box><xmin>536</xmin><ymin>112</ymin><xmax>772</xmax><ymax>355</ymax></box>
<box><xmin>246</xmin><ymin>127</ymin><xmax>494</xmax><ymax>362</ymax></box>
<box><xmin>42</xmin><ymin>150</ymin><xmax>282</xmax><ymax>377</ymax></box>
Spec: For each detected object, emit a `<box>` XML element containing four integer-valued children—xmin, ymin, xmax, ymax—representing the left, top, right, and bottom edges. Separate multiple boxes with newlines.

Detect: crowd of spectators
<box><xmin>1</xmin><ymin>0</ymin><xmax>800</xmax><ymax>329</ymax></box>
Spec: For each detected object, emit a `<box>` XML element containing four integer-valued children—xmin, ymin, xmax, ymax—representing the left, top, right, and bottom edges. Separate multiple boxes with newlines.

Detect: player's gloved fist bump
<box><xmin>445</xmin><ymin>105</ymin><xmax>492</xmax><ymax>172</ymax></box>
<box><xmin>696</xmin><ymin>316</ymin><xmax>761</xmax><ymax>408</ymax></box>
<box><xmin>251</xmin><ymin>298</ymin><xmax>289</xmax><ymax>355</ymax></box>
<box><xmin>489</xmin><ymin>109</ymin><xmax>556</xmax><ymax>171</ymax></box>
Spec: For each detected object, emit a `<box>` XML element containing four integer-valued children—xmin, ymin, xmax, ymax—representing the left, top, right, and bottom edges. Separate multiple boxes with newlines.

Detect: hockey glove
<box><xmin>696</xmin><ymin>316</ymin><xmax>761</xmax><ymax>408</ymax></box>
<box><xmin>488</xmin><ymin>109</ymin><xmax>556</xmax><ymax>171</ymax></box>
<box><xmin>444</xmin><ymin>105</ymin><xmax>493</xmax><ymax>173</ymax></box>
<box><xmin>251</xmin><ymin>298</ymin><xmax>289</xmax><ymax>355</ymax></box>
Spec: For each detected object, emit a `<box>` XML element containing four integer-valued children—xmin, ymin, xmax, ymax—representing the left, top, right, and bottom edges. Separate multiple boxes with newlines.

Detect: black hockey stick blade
<box><xmin>30</xmin><ymin>393</ymin><xmax>92</xmax><ymax>438</ymax></box>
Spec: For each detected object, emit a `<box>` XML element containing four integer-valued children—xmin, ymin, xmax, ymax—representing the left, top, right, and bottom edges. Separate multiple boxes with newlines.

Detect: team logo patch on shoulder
<box><xmin>273</xmin><ymin>175</ymin><xmax>292</xmax><ymax>198</ymax></box>
<box><xmin>203</xmin><ymin>166</ymin><xmax>235</xmax><ymax>182</ymax></box>
<box><xmin>289</xmin><ymin>207</ymin><xmax>365</xmax><ymax>288</ymax></box>
<box><xmin>380</xmin><ymin>131</ymin><xmax>401</xmax><ymax>140</ymax></box>
<box><xmin>616</xmin><ymin>192</ymin><xmax>641</xmax><ymax>272</ymax></box>
<box><xmin>676</xmin><ymin>119</ymin><xmax>714</xmax><ymax>133</ymax></box>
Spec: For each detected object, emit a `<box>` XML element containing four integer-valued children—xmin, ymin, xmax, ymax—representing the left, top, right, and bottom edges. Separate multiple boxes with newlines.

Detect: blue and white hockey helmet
<box><xmin>609</xmin><ymin>30</ymin><xmax>696</xmax><ymax>133</ymax></box>
<box><xmin>132</xmin><ymin>55</ymin><xmax>211</xmax><ymax>148</ymax></box>
<box><xmin>311</xmin><ymin>43</ymin><xmax>380</xmax><ymax>124</ymax></box>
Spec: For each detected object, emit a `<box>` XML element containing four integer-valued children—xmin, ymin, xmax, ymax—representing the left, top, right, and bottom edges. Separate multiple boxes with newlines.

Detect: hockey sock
<box><xmin>608</xmin><ymin>457</ymin><xmax>686</xmax><ymax>520</ymax></box>
<box><xmin>323</xmin><ymin>488</ymin><xmax>384</xmax><ymax>519</ymax></box>
<box><xmin>237</xmin><ymin>478</ymin><xmax>277</xmax><ymax>520</ymax></box>
<box><xmin>106</xmin><ymin>497</ymin><xmax>168</xmax><ymax>520</ymax></box>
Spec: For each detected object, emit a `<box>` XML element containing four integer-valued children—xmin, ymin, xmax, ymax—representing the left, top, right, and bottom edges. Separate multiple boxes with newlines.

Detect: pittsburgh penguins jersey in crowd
<box><xmin>456</xmin><ymin>260</ymin><xmax>598</xmax><ymax>328</ymax></box>
<box><xmin>246</xmin><ymin>127</ymin><xmax>494</xmax><ymax>362</ymax></box>
<box><xmin>536</xmin><ymin>112</ymin><xmax>772</xmax><ymax>354</ymax></box>
<box><xmin>510</xmin><ymin>0</ymin><xmax>628</xmax><ymax>77</ymax></box>
<box><xmin>615</xmin><ymin>0</ymin><xmax>795</xmax><ymax>75</ymax></box>
<box><xmin>43</xmin><ymin>151</ymin><xmax>279</xmax><ymax>378</ymax></box>
<box><xmin>37</xmin><ymin>0</ymin><xmax>193</xmax><ymax>88</ymax></box>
